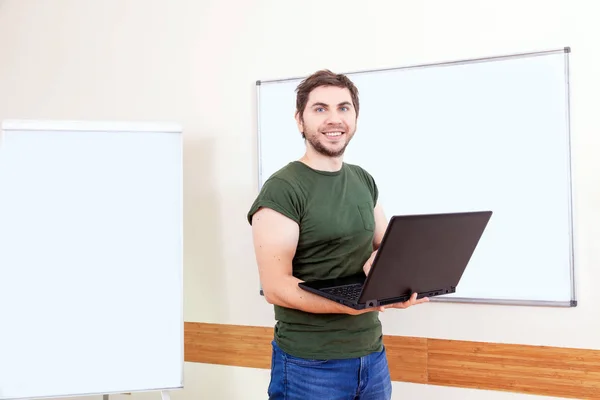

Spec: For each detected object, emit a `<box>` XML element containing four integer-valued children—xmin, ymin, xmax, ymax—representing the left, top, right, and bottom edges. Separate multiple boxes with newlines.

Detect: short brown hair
<box><xmin>295</xmin><ymin>69</ymin><xmax>360</xmax><ymax>121</ymax></box>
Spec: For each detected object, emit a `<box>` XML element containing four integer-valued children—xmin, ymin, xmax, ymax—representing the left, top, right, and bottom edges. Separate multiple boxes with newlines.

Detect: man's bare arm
<box><xmin>252</xmin><ymin>207</ymin><xmax>382</xmax><ymax>315</ymax></box>
<box><xmin>372</xmin><ymin>201</ymin><xmax>388</xmax><ymax>251</ymax></box>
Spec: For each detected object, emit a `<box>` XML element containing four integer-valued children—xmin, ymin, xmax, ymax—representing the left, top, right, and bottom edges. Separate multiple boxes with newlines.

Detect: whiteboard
<box><xmin>256</xmin><ymin>48</ymin><xmax>576</xmax><ymax>307</ymax></box>
<box><xmin>0</xmin><ymin>120</ymin><xmax>184</xmax><ymax>399</ymax></box>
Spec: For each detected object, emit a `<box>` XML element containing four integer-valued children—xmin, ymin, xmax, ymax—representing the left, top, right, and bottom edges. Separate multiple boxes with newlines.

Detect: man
<box><xmin>247</xmin><ymin>70</ymin><xmax>429</xmax><ymax>399</ymax></box>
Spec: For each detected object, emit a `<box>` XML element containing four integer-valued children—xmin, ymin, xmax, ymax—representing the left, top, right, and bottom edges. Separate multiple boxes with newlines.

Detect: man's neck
<box><xmin>299</xmin><ymin>151</ymin><xmax>343</xmax><ymax>172</ymax></box>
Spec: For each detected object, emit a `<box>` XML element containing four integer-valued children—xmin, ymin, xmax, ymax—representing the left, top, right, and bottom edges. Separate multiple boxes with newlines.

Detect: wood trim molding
<box><xmin>185</xmin><ymin>322</ymin><xmax>272</xmax><ymax>369</ymax></box>
<box><xmin>184</xmin><ymin>322</ymin><xmax>600</xmax><ymax>399</ymax></box>
<box><xmin>427</xmin><ymin>338</ymin><xmax>600</xmax><ymax>398</ymax></box>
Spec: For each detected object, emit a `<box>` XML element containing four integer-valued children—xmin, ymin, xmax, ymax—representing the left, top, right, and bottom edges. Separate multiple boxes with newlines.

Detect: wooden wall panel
<box><xmin>428</xmin><ymin>338</ymin><xmax>600</xmax><ymax>399</ymax></box>
<box><xmin>185</xmin><ymin>322</ymin><xmax>272</xmax><ymax>369</ymax></box>
<box><xmin>184</xmin><ymin>322</ymin><xmax>600</xmax><ymax>399</ymax></box>
<box><xmin>383</xmin><ymin>335</ymin><xmax>428</xmax><ymax>384</ymax></box>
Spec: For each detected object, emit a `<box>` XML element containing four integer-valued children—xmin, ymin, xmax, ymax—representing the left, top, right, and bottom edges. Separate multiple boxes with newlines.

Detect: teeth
<box><xmin>325</xmin><ymin>132</ymin><xmax>342</xmax><ymax>137</ymax></box>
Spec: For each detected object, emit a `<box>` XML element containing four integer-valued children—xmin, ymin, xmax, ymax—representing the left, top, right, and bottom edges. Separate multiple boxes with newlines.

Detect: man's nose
<box><xmin>326</xmin><ymin>111</ymin><xmax>342</xmax><ymax>124</ymax></box>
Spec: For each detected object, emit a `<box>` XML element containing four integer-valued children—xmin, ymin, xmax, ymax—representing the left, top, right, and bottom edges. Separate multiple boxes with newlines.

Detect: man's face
<box><xmin>296</xmin><ymin>85</ymin><xmax>357</xmax><ymax>158</ymax></box>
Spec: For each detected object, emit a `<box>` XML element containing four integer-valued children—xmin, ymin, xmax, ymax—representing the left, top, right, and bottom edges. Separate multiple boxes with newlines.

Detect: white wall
<box><xmin>1</xmin><ymin>0</ymin><xmax>598</xmax><ymax>399</ymax></box>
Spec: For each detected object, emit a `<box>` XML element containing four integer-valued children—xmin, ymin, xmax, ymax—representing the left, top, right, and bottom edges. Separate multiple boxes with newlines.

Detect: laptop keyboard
<box><xmin>321</xmin><ymin>284</ymin><xmax>363</xmax><ymax>301</ymax></box>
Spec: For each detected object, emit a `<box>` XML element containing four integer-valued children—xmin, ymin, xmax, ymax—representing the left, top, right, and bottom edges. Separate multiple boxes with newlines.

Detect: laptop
<box><xmin>298</xmin><ymin>210</ymin><xmax>492</xmax><ymax>310</ymax></box>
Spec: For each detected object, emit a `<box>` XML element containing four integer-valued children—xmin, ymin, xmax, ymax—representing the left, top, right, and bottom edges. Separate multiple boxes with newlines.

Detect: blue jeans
<box><xmin>268</xmin><ymin>340</ymin><xmax>392</xmax><ymax>400</ymax></box>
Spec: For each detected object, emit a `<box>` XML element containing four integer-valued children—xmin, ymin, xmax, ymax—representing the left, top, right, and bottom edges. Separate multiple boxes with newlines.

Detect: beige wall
<box><xmin>1</xmin><ymin>0</ymin><xmax>597</xmax><ymax>399</ymax></box>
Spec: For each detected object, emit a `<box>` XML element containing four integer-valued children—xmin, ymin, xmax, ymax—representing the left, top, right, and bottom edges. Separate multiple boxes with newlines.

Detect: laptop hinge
<box><xmin>365</xmin><ymin>300</ymin><xmax>377</xmax><ymax>308</ymax></box>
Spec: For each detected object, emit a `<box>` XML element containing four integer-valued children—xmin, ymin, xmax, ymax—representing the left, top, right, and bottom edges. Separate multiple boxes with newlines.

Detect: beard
<box><xmin>304</xmin><ymin>127</ymin><xmax>354</xmax><ymax>158</ymax></box>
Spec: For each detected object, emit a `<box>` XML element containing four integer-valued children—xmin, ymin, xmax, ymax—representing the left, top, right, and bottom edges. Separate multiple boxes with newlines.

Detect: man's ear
<box><xmin>295</xmin><ymin>111</ymin><xmax>304</xmax><ymax>135</ymax></box>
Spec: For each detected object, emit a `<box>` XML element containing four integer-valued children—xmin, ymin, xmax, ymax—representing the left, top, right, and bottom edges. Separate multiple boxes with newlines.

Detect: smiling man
<box><xmin>247</xmin><ymin>70</ymin><xmax>428</xmax><ymax>399</ymax></box>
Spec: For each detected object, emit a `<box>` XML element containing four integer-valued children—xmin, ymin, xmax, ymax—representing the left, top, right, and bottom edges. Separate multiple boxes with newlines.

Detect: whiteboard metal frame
<box><xmin>254</xmin><ymin>48</ymin><xmax>576</xmax><ymax>307</ymax></box>
<box><xmin>256</xmin><ymin>47</ymin><xmax>569</xmax><ymax>85</ymax></box>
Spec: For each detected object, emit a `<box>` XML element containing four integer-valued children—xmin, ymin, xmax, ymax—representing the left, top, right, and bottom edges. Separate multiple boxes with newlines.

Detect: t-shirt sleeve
<box><xmin>247</xmin><ymin>177</ymin><xmax>303</xmax><ymax>225</ymax></box>
<box><xmin>369</xmin><ymin>173</ymin><xmax>379</xmax><ymax>205</ymax></box>
<box><xmin>354</xmin><ymin>166</ymin><xmax>379</xmax><ymax>205</ymax></box>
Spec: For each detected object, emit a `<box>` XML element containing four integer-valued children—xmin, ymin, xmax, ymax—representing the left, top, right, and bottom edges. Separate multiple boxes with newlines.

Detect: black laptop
<box><xmin>298</xmin><ymin>210</ymin><xmax>492</xmax><ymax>310</ymax></box>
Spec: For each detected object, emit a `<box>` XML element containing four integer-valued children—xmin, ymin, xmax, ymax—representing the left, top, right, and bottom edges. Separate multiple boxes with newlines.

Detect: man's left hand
<box><xmin>384</xmin><ymin>292</ymin><xmax>429</xmax><ymax>310</ymax></box>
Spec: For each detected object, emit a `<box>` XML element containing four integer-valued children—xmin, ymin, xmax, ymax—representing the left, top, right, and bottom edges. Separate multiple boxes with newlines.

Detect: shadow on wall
<box><xmin>183</xmin><ymin>134</ymin><xmax>228</xmax><ymax>323</ymax></box>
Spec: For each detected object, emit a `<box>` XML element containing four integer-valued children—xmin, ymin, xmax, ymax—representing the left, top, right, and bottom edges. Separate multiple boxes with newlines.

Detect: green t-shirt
<box><xmin>247</xmin><ymin>161</ymin><xmax>383</xmax><ymax>360</ymax></box>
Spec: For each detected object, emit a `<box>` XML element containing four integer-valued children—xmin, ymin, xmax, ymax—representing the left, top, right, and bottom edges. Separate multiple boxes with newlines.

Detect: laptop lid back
<box><xmin>358</xmin><ymin>210</ymin><xmax>492</xmax><ymax>304</ymax></box>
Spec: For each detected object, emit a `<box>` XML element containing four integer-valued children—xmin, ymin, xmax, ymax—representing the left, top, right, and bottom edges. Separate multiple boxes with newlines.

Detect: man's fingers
<box><xmin>394</xmin><ymin>293</ymin><xmax>430</xmax><ymax>309</ymax></box>
<box><xmin>374</xmin><ymin>293</ymin><xmax>431</xmax><ymax>311</ymax></box>
<box><xmin>410</xmin><ymin>293</ymin><xmax>431</xmax><ymax>304</ymax></box>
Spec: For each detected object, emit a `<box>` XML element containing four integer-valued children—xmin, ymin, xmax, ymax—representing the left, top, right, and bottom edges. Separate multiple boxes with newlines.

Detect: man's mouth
<box><xmin>323</xmin><ymin>131</ymin><xmax>344</xmax><ymax>137</ymax></box>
